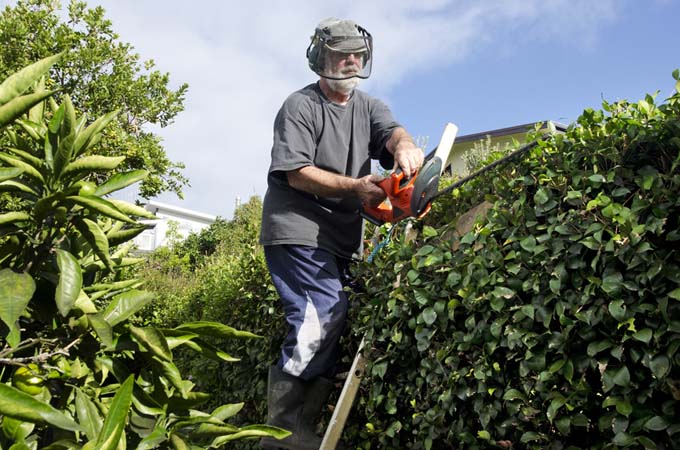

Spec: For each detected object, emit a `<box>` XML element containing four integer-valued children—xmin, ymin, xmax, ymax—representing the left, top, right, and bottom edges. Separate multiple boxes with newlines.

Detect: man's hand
<box><xmin>387</xmin><ymin>127</ymin><xmax>425</xmax><ymax>178</ymax></box>
<box><xmin>355</xmin><ymin>174</ymin><xmax>386</xmax><ymax>207</ymax></box>
<box><xmin>393</xmin><ymin>144</ymin><xmax>424</xmax><ymax>178</ymax></box>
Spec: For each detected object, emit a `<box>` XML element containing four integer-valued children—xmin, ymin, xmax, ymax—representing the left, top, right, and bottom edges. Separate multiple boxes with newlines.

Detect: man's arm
<box><xmin>287</xmin><ymin>166</ymin><xmax>386</xmax><ymax>207</ymax></box>
<box><xmin>386</xmin><ymin>127</ymin><xmax>424</xmax><ymax>178</ymax></box>
<box><xmin>284</xmin><ymin>127</ymin><xmax>422</xmax><ymax>208</ymax></box>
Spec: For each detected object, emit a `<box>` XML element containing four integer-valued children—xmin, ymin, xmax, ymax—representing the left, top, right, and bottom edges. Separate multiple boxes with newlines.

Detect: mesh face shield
<box><xmin>306</xmin><ymin>21</ymin><xmax>373</xmax><ymax>80</ymax></box>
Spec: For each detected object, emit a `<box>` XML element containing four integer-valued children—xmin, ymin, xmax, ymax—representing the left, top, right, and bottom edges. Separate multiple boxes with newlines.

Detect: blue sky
<box><xmin>397</xmin><ymin>0</ymin><xmax>680</xmax><ymax>147</ymax></box>
<box><xmin>3</xmin><ymin>0</ymin><xmax>678</xmax><ymax>219</ymax></box>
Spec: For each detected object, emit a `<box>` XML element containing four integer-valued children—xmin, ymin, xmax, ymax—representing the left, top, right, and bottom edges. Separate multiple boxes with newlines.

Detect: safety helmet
<box><xmin>306</xmin><ymin>18</ymin><xmax>373</xmax><ymax>80</ymax></box>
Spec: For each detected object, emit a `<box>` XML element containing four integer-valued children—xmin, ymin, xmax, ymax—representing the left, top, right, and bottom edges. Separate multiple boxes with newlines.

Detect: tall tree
<box><xmin>0</xmin><ymin>0</ymin><xmax>189</xmax><ymax>199</ymax></box>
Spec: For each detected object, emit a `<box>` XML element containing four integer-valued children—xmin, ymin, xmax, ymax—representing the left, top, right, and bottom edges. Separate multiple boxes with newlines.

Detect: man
<box><xmin>260</xmin><ymin>17</ymin><xmax>424</xmax><ymax>450</ymax></box>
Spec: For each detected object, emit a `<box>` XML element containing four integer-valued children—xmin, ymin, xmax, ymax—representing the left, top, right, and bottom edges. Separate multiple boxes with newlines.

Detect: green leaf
<box><xmin>533</xmin><ymin>188</ymin><xmax>549</xmax><ymax>205</ymax></box>
<box><xmin>88</xmin><ymin>313</ymin><xmax>113</xmax><ymax>348</ymax></box>
<box><xmin>175</xmin><ymin>321</ymin><xmax>261</xmax><ymax>340</ymax></box>
<box><xmin>613</xmin><ymin>366</ymin><xmax>631</xmax><ymax>387</ymax></box>
<box><xmin>587</xmin><ymin>340</ymin><xmax>612</xmax><ymax>357</ymax></box>
<box><xmin>546</xmin><ymin>397</ymin><xmax>565</xmax><ymax>423</ymax></box>
<box><xmin>492</xmin><ymin>286</ymin><xmax>515</xmax><ymax>299</ymax></box>
<box><xmin>153</xmin><ymin>357</ymin><xmax>190</xmax><ymax>398</ymax></box>
<box><xmin>608</xmin><ymin>300</ymin><xmax>627</xmax><ymax>321</ymax></box>
<box><xmin>612</xmin><ymin>432</ymin><xmax>634</xmax><ymax>446</ymax></box>
<box><xmin>136</xmin><ymin>425</ymin><xmax>168</xmax><ymax>450</ymax></box>
<box><xmin>66</xmin><ymin>195</ymin><xmax>136</xmax><ymax>224</ymax></box>
<box><xmin>644</xmin><ymin>416</ymin><xmax>668</xmax><ymax>431</ymax></box>
<box><xmin>421</xmin><ymin>307</ymin><xmax>437</xmax><ymax>325</ymax></box>
<box><xmin>422</xmin><ymin>225</ymin><xmax>438</xmax><ymax>238</ymax></box>
<box><xmin>61</xmin><ymin>155</ymin><xmax>125</xmax><ymax>177</ymax></box>
<box><xmin>194</xmin><ymin>423</ymin><xmax>240</xmax><ymax>438</ymax></box>
<box><xmin>210</xmin><ymin>425</ymin><xmax>291</xmax><ymax>446</ymax></box>
<box><xmin>616</xmin><ymin>399</ymin><xmax>633</xmax><ymax>417</ymax></box>
<box><xmin>668</xmin><ymin>288</ymin><xmax>680</xmax><ymax>301</ymax></box>
<box><xmin>602</xmin><ymin>271</ymin><xmax>623</xmax><ymax>294</ymax></box>
<box><xmin>0</xmin><ymin>269</ymin><xmax>35</xmax><ymax>329</ymax></box>
<box><xmin>502</xmin><ymin>389</ymin><xmax>527</xmax><ymax>402</ymax></box>
<box><xmin>649</xmin><ymin>355</ymin><xmax>670</xmax><ymax>379</ymax></box>
<box><xmin>102</xmin><ymin>290</ymin><xmax>154</xmax><ymax>327</ymax></box>
<box><xmin>94</xmin><ymin>375</ymin><xmax>134</xmax><ymax>450</ymax></box>
<box><xmin>73</xmin><ymin>217</ymin><xmax>113</xmax><ymax>270</ymax></box>
<box><xmin>95</xmin><ymin>170</ymin><xmax>148</xmax><ymax>196</ymax></box>
<box><xmin>0</xmin><ymin>167</ymin><xmax>23</xmax><ymax>182</ymax></box>
<box><xmin>0</xmin><ymin>154</ymin><xmax>45</xmax><ymax>183</ymax></box>
<box><xmin>2</xmin><ymin>416</ymin><xmax>34</xmax><ymax>442</ymax></box>
<box><xmin>0</xmin><ymin>89</ymin><xmax>58</xmax><ymax>129</ymax></box>
<box><xmin>0</xmin><ymin>53</ymin><xmax>62</xmax><ymax>105</ymax></box>
<box><xmin>0</xmin><ymin>211</ymin><xmax>30</xmax><ymax>225</ymax></box>
<box><xmin>53</xmin><ymin>132</ymin><xmax>76</xmax><ymax>180</ymax></box>
<box><xmin>55</xmin><ymin>249</ymin><xmax>82</xmax><ymax>317</ymax></box>
<box><xmin>632</xmin><ymin>328</ymin><xmax>653</xmax><ymax>344</ymax></box>
<box><xmin>519</xmin><ymin>236</ymin><xmax>537</xmax><ymax>252</ymax></box>
<box><xmin>106</xmin><ymin>225</ymin><xmax>149</xmax><ymax>247</ymax></box>
<box><xmin>0</xmin><ymin>384</ymin><xmax>83</xmax><ymax>432</ymax></box>
<box><xmin>129</xmin><ymin>326</ymin><xmax>173</xmax><ymax>362</ymax></box>
<box><xmin>74</xmin><ymin>290</ymin><xmax>98</xmax><ymax>314</ymax></box>
<box><xmin>72</xmin><ymin>110</ymin><xmax>119</xmax><ymax>157</ymax></box>
<box><xmin>107</xmin><ymin>199</ymin><xmax>156</xmax><ymax>219</ymax></box>
<box><xmin>75</xmin><ymin>388</ymin><xmax>103</xmax><ymax>440</ymax></box>
<box><xmin>190</xmin><ymin>338</ymin><xmax>240</xmax><ymax>362</ymax></box>
<box><xmin>520</xmin><ymin>431</ymin><xmax>543</xmax><ymax>443</ymax></box>
<box><xmin>61</xmin><ymin>95</ymin><xmax>76</xmax><ymax>137</ymax></box>
<box><xmin>5</xmin><ymin>146</ymin><xmax>44</xmax><ymax>168</ymax></box>
<box><xmin>0</xmin><ymin>180</ymin><xmax>38</xmax><ymax>196</ymax></box>
<box><xmin>212</xmin><ymin>403</ymin><xmax>245</xmax><ymax>421</ymax></box>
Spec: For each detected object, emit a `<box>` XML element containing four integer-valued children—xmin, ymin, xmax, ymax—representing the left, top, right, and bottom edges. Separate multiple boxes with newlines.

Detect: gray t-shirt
<box><xmin>260</xmin><ymin>83</ymin><xmax>399</xmax><ymax>259</ymax></box>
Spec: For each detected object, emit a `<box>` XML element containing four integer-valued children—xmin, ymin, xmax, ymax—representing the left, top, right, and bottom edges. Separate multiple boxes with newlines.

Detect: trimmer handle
<box><xmin>361</xmin><ymin>169</ymin><xmax>419</xmax><ymax>225</ymax></box>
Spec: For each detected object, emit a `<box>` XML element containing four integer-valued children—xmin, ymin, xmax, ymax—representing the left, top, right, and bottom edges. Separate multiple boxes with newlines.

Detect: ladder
<box><xmin>319</xmin><ymin>337</ymin><xmax>366</xmax><ymax>449</ymax></box>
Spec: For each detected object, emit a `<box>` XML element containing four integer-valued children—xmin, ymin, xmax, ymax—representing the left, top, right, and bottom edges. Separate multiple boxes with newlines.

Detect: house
<box><xmin>444</xmin><ymin>120</ymin><xmax>567</xmax><ymax>175</ymax></box>
<box><xmin>133</xmin><ymin>200</ymin><xmax>217</xmax><ymax>252</ymax></box>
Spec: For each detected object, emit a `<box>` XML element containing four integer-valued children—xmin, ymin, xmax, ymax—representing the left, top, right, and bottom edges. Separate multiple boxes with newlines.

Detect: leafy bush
<box><xmin>133</xmin><ymin>196</ymin><xmax>285</xmax><ymax>445</ymax></box>
<box><xmin>0</xmin><ymin>56</ymin><xmax>286</xmax><ymax>448</ymax></box>
<box><xmin>0</xmin><ymin>0</ymin><xmax>189</xmax><ymax>199</ymax></box>
<box><xmin>347</xmin><ymin>74</ymin><xmax>680</xmax><ymax>449</ymax></box>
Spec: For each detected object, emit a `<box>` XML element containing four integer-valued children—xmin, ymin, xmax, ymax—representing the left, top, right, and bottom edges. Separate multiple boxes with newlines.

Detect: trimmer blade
<box><xmin>411</xmin><ymin>157</ymin><xmax>442</xmax><ymax>216</ymax></box>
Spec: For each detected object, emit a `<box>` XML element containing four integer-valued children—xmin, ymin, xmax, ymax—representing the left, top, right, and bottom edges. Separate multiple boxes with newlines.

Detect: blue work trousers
<box><xmin>264</xmin><ymin>245</ymin><xmax>351</xmax><ymax>380</ymax></box>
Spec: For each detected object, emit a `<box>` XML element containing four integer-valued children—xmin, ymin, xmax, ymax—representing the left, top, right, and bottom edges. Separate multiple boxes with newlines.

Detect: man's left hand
<box><xmin>393</xmin><ymin>143</ymin><xmax>424</xmax><ymax>178</ymax></box>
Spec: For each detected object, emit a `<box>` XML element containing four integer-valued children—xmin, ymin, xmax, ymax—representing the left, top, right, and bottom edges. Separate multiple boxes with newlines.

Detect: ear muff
<box><xmin>306</xmin><ymin>35</ymin><xmax>322</xmax><ymax>74</ymax></box>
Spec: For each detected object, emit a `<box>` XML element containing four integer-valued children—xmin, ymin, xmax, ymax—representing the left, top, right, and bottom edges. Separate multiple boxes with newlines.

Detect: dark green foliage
<box><xmin>348</xmin><ymin>77</ymin><xmax>680</xmax><ymax>448</ymax></box>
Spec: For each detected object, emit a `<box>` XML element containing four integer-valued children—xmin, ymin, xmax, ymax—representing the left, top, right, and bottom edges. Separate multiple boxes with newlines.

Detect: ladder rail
<box><xmin>319</xmin><ymin>338</ymin><xmax>366</xmax><ymax>449</ymax></box>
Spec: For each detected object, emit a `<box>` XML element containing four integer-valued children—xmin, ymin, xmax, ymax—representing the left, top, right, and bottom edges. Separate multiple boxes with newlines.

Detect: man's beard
<box><xmin>324</xmin><ymin>63</ymin><xmax>362</xmax><ymax>94</ymax></box>
<box><xmin>326</xmin><ymin>76</ymin><xmax>361</xmax><ymax>95</ymax></box>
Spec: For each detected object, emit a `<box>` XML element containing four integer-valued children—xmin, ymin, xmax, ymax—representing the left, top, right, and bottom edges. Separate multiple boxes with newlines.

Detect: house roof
<box><xmin>453</xmin><ymin>120</ymin><xmax>568</xmax><ymax>144</ymax></box>
<box><xmin>143</xmin><ymin>200</ymin><xmax>217</xmax><ymax>223</ymax></box>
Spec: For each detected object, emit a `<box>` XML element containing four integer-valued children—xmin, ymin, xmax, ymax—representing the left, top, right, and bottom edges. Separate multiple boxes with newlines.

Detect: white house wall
<box><xmin>133</xmin><ymin>201</ymin><xmax>217</xmax><ymax>252</ymax></box>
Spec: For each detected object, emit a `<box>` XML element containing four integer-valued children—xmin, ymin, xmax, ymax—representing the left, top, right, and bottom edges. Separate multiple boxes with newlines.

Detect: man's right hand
<box><xmin>355</xmin><ymin>174</ymin><xmax>386</xmax><ymax>207</ymax></box>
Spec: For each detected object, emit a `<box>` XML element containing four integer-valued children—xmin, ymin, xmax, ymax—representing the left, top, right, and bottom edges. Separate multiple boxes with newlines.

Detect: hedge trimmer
<box><xmin>361</xmin><ymin>122</ymin><xmax>459</xmax><ymax>225</ymax></box>
<box><xmin>362</xmin><ymin>123</ymin><xmax>546</xmax><ymax>226</ymax></box>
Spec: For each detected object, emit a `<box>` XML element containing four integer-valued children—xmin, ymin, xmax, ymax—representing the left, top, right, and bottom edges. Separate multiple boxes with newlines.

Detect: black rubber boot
<box><xmin>260</xmin><ymin>366</ymin><xmax>320</xmax><ymax>450</ymax></box>
<box><xmin>300</xmin><ymin>376</ymin><xmax>334</xmax><ymax>437</ymax></box>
